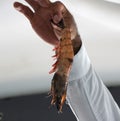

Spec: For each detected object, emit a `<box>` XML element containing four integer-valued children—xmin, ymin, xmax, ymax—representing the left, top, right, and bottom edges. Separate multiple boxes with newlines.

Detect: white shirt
<box><xmin>67</xmin><ymin>44</ymin><xmax>120</xmax><ymax>121</ymax></box>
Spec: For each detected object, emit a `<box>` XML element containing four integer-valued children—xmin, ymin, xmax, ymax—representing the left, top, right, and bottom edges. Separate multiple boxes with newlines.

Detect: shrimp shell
<box><xmin>49</xmin><ymin>20</ymin><xmax>74</xmax><ymax>112</ymax></box>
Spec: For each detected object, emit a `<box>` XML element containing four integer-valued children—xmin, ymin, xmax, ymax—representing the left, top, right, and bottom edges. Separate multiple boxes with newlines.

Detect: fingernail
<box><xmin>14</xmin><ymin>6</ymin><xmax>22</xmax><ymax>11</ymax></box>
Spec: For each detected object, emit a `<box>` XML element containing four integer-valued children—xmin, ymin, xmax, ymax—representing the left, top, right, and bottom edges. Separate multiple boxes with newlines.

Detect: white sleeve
<box><xmin>67</xmin><ymin>44</ymin><xmax>120</xmax><ymax>121</ymax></box>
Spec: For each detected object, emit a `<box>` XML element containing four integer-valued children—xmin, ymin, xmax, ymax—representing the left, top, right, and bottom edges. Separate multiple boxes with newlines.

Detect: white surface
<box><xmin>0</xmin><ymin>0</ymin><xmax>120</xmax><ymax>98</ymax></box>
<box><xmin>105</xmin><ymin>0</ymin><xmax>120</xmax><ymax>4</ymax></box>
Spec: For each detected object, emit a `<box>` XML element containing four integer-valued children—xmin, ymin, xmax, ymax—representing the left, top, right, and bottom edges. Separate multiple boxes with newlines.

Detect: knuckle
<box><xmin>54</xmin><ymin>1</ymin><xmax>63</xmax><ymax>5</ymax></box>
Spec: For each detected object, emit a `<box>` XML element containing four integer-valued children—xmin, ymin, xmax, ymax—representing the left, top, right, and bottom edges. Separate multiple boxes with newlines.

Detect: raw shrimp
<box><xmin>49</xmin><ymin>19</ymin><xmax>74</xmax><ymax>112</ymax></box>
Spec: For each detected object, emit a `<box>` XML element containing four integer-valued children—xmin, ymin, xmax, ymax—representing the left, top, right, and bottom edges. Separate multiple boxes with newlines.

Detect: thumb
<box><xmin>52</xmin><ymin>1</ymin><xmax>67</xmax><ymax>24</ymax></box>
<box><xmin>53</xmin><ymin>12</ymin><xmax>63</xmax><ymax>24</ymax></box>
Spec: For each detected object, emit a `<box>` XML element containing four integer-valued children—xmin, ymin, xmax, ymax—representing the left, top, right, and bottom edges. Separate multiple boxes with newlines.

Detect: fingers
<box><xmin>14</xmin><ymin>2</ymin><xmax>34</xmax><ymax>21</ymax></box>
<box><xmin>35</xmin><ymin>0</ymin><xmax>51</xmax><ymax>7</ymax></box>
<box><xmin>25</xmin><ymin>0</ymin><xmax>40</xmax><ymax>11</ymax></box>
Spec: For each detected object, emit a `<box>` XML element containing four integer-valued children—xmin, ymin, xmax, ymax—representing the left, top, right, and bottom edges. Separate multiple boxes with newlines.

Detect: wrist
<box><xmin>72</xmin><ymin>34</ymin><xmax>82</xmax><ymax>55</ymax></box>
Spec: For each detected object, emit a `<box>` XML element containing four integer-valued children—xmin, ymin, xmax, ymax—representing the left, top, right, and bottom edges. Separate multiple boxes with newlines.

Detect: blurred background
<box><xmin>0</xmin><ymin>0</ymin><xmax>120</xmax><ymax>121</ymax></box>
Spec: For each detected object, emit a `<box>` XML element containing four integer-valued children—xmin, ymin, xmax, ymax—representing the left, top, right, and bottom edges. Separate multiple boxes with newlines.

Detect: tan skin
<box><xmin>13</xmin><ymin>0</ymin><xmax>82</xmax><ymax>54</ymax></box>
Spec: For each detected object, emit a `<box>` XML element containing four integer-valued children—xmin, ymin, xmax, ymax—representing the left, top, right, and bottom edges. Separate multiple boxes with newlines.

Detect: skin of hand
<box><xmin>13</xmin><ymin>0</ymin><xmax>82</xmax><ymax>54</ymax></box>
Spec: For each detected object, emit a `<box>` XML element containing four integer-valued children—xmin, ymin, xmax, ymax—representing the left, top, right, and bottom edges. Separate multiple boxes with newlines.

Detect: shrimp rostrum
<box><xmin>49</xmin><ymin>19</ymin><xmax>74</xmax><ymax>112</ymax></box>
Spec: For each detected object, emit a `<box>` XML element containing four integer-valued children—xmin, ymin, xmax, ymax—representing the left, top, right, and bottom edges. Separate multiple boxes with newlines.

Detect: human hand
<box><xmin>13</xmin><ymin>0</ymin><xmax>81</xmax><ymax>49</ymax></box>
